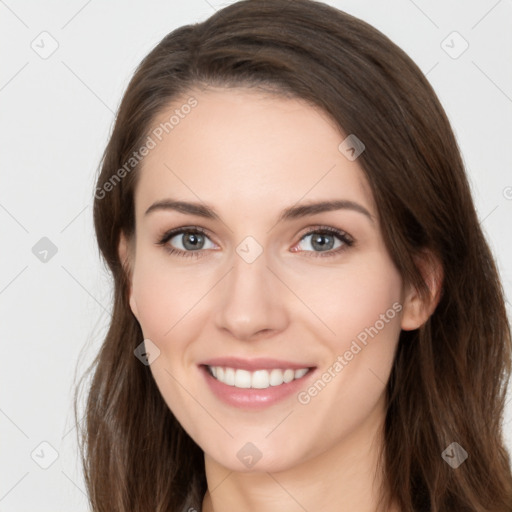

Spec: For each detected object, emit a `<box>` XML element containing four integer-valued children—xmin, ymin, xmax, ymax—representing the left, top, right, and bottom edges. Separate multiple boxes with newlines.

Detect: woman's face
<box><xmin>122</xmin><ymin>87</ymin><xmax>410</xmax><ymax>473</ymax></box>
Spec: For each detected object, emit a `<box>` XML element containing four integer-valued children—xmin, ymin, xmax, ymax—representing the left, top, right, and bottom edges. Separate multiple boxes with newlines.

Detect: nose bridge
<box><xmin>213</xmin><ymin>239</ymin><xmax>288</xmax><ymax>340</ymax></box>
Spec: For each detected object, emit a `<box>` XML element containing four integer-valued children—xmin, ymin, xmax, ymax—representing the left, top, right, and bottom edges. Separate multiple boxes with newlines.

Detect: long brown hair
<box><xmin>77</xmin><ymin>1</ymin><xmax>512</xmax><ymax>510</ymax></box>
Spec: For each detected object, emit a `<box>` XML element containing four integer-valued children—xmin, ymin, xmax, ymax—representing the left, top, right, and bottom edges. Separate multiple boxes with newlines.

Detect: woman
<box><xmin>78</xmin><ymin>1</ymin><xmax>512</xmax><ymax>510</ymax></box>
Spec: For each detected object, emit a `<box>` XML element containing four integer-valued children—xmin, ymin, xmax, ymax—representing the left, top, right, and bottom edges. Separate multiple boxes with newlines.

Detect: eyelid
<box><xmin>295</xmin><ymin>224</ymin><xmax>353</xmax><ymax>244</ymax></box>
<box><xmin>157</xmin><ymin>225</ymin><xmax>216</xmax><ymax>246</ymax></box>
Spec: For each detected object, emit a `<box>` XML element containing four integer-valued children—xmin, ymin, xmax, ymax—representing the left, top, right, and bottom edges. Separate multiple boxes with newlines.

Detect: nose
<box><xmin>213</xmin><ymin>248</ymin><xmax>289</xmax><ymax>342</ymax></box>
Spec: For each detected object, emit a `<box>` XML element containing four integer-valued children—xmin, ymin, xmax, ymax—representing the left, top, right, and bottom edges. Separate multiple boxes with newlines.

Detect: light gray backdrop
<box><xmin>1</xmin><ymin>1</ymin><xmax>511</xmax><ymax>510</ymax></box>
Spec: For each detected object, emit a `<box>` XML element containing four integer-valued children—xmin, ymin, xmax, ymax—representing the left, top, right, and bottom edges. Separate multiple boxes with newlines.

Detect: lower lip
<box><xmin>200</xmin><ymin>365</ymin><xmax>316</xmax><ymax>410</ymax></box>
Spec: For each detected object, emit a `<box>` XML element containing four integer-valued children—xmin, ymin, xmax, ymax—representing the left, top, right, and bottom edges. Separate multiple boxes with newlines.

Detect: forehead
<box><xmin>134</xmin><ymin>87</ymin><xmax>375</xmax><ymax>221</ymax></box>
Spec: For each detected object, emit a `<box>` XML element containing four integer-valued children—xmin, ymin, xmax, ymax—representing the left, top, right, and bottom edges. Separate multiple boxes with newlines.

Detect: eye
<box><xmin>293</xmin><ymin>226</ymin><xmax>354</xmax><ymax>258</ymax></box>
<box><xmin>157</xmin><ymin>227</ymin><xmax>216</xmax><ymax>259</ymax></box>
<box><xmin>156</xmin><ymin>225</ymin><xmax>354</xmax><ymax>259</ymax></box>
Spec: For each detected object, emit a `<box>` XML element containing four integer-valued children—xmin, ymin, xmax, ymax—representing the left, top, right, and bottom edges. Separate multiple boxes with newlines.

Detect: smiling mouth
<box><xmin>204</xmin><ymin>365</ymin><xmax>313</xmax><ymax>389</ymax></box>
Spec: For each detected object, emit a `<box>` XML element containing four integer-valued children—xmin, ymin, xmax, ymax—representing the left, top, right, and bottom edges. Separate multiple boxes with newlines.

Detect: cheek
<box><xmin>130</xmin><ymin>257</ymin><xmax>207</xmax><ymax>431</ymax></box>
<box><xmin>302</xmin><ymin>257</ymin><xmax>403</xmax><ymax>413</ymax></box>
<box><xmin>321</xmin><ymin>259</ymin><xmax>402</xmax><ymax>395</ymax></box>
<box><xmin>287</xmin><ymin>264</ymin><xmax>403</xmax><ymax>457</ymax></box>
<box><xmin>292</xmin><ymin>254</ymin><xmax>403</xmax><ymax>350</ymax></box>
<box><xmin>130</xmin><ymin>254</ymin><xmax>201</xmax><ymax>339</ymax></box>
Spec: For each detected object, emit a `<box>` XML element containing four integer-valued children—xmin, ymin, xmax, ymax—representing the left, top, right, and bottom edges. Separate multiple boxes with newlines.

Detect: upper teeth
<box><xmin>208</xmin><ymin>366</ymin><xmax>309</xmax><ymax>389</ymax></box>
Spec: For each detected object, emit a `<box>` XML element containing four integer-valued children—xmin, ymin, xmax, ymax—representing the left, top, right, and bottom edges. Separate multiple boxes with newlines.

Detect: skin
<box><xmin>118</xmin><ymin>87</ymin><xmax>441</xmax><ymax>512</ymax></box>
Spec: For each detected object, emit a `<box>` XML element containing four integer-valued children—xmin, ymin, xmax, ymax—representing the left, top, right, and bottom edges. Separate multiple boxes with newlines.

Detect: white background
<box><xmin>1</xmin><ymin>1</ymin><xmax>511</xmax><ymax>510</ymax></box>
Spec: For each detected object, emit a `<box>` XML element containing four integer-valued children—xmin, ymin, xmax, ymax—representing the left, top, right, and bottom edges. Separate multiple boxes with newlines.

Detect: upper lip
<box><xmin>200</xmin><ymin>357</ymin><xmax>316</xmax><ymax>371</ymax></box>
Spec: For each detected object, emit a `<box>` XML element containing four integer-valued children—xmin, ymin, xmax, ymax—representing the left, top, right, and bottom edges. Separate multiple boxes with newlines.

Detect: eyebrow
<box><xmin>144</xmin><ymin>198</ymin><xmax>374</xmax><ymax>224</ymax></box>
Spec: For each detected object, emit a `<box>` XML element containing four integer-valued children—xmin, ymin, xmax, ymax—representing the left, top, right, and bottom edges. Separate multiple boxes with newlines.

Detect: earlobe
<box><xmin>129</xmin><ymin>293</ymin><xmax>139</xmax><ymax>319</ymax></box>
<box><xmin>118</xmin><ymin>232</ymin><xmax>139</xmax><ymax>319</ymax></box>
<box><xmin>400</xmin><ymin>250</ymin><xmax>443</xmax><ymax>331</ymax></box>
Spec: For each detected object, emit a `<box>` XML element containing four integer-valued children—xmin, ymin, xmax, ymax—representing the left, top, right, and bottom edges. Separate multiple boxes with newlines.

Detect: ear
<box><xmin>401</xmin><ymin>249</ymin><xmax>443</xmax><ymax>331</ymax></box>
<box><xmin>118</xmin><ymin>231</ymin><xmax>139</xmax><ymax>319</ymax></box>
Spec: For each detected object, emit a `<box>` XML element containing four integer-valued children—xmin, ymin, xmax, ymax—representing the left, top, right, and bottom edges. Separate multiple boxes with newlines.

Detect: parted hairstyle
<box><xmin>77</xmin><ymin>1</ymin><xmax>512</xmax><ymax>511</ymax></box>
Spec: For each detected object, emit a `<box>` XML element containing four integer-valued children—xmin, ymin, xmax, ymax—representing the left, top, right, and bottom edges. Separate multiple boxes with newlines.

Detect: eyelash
<box><xmin>156</xmin><ymin>225</ymin><xmax>354</xmax><ymax>260</ymax></box>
